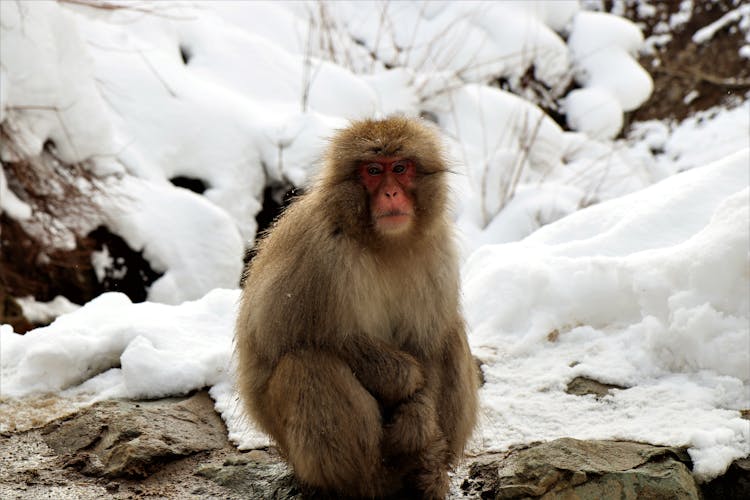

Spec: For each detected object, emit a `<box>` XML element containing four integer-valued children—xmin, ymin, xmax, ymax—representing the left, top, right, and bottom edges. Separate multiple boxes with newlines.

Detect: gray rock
<box><xmin>461</xmin><ymin>438</ymin><xmax>700</xmax><ymax>499</ymax></box>
<box><xmin>701</xmin><ymin>457</ymin><xmax>750</xmax><ymax>500</ymax></box>
<box><xmin>565</xmin><ymin>376</ymin><xmax>627</xmax><ymax>398</ymax></box>
<box><xmin>196</xmin><ymin>449</ymin><xmax>303</xmax><ymax>499</ymax></box>
<box><xmin>40</xmin><ymin>391</ymin><xmax>226</xmax><ymax>478</ymax></box>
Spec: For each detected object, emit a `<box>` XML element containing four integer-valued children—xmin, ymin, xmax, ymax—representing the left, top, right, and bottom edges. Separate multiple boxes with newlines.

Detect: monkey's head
<box><xmin>319</xmin><ymin>116</ymin><xmax>450</xmax><ymax>246</ymax></box>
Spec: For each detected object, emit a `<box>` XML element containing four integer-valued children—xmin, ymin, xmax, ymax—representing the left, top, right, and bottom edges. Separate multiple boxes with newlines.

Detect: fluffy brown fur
<box><xmin>235</xmin><ymin>116</ymin><xmax>479</xmax><ymax>499</ymax></box>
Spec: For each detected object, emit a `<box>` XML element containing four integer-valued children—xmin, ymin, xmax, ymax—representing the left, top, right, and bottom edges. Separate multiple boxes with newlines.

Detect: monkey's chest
<box><xmin>345</xmin><ymin>270</ymin><xmax>440</xmax><ymax>346</ymax></box>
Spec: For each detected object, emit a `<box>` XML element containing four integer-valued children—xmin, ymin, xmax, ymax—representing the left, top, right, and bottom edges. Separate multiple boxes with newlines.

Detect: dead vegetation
<box><xmin>0</xmin><ymin>124</ymin><xmax>159</xmax><ymax>333</ymax></box>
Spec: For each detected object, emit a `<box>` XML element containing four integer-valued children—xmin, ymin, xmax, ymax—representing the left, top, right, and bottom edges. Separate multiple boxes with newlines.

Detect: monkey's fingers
<box><xmin>383</xmin><ymin>392</ymin><xmax>440</xmax><ymax>455</ymax></box>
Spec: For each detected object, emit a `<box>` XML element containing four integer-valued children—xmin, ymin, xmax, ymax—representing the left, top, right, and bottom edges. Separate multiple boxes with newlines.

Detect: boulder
<box><xmin>461</xmin><ymin>438</ymin><xmax>700</xmax><ymax>499</ymax></box>
<box><xmin>40</xmin><ymin>391</ymin><xmax>226</xmax><ymax>478</ymax></box>
<box><xmin>701</xmin><ymin>457</ymin><xmax>750</xmax><ymax>500</ymax></box>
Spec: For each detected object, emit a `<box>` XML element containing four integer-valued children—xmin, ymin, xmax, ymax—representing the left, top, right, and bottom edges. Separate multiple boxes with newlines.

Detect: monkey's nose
<box><xmin>384</xmin><ymin>190</ymin><xmax>398</xmax><ymax>198</ymax></box>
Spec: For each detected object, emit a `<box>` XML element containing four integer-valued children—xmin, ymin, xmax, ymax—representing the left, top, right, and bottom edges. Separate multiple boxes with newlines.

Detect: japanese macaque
<box><xmin>235</xmin><ymin>116</ymin><xmax>479</xmax><ymax>499</ymax></box>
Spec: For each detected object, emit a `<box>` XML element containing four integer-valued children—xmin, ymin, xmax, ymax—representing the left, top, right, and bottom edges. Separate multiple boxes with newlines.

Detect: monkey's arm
<box><xmin>341</xmin><ymin>337</ymin><xmax>424</xmax><ymax>405</ymax></box>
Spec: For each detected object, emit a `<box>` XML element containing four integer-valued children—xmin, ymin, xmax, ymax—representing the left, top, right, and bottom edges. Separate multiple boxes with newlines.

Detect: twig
<box><xmin>652</xmin><ymin>64</ymin><xmax>750</xmax><ymax>89</ymax></box>
<box><xmin>138</xmin><ymin>50</ymin><xmax>177</xmax><ymax>97</ymax></box>
<box><xmin>58</xmin><ymin>0</ymin><xmax>192</xmax><ymax>20</ymax></box>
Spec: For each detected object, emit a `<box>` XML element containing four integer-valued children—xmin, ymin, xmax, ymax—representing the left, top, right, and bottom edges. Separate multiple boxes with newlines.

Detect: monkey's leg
<box><xmin>384</xmin><ymin>390</ymin><xmax>450</xmax><ymax>499</ymax></box>
<box><xmin>264</xmin><ymin>350</ymin><xmax>392</xmax><ymax>497</ymax></box>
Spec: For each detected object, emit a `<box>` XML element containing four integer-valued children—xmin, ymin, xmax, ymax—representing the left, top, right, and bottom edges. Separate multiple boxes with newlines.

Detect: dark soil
<box><xmin>0</xmin><ymin>216</ymin><xmax>161</xmax><ymax>333</ymax></box>
<box><xmin>604</xmin><ymin>0</ymin><xmax>750</xmax><ymax>127</ymax></box>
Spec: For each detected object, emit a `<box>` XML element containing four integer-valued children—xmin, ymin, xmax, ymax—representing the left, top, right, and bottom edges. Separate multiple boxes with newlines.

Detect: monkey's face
<box><xmin>321</xmin><ymin>116</ymin><xmax>449</xmax><ymax>243</ymax></box>
<box><xmin>359</xmin><ymin>158</ymin><xmax>416</xmax><ymax>236</ymax></box>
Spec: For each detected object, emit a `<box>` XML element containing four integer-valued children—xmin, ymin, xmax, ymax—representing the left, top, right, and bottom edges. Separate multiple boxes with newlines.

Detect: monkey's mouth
<box><xmin>375</xmin><ymin>211</ymin><xmax>413</xmax><ymax>232</ymax></box>
<box><xmin>376</xmin><ymin>210</ymin><xmax>413</xmax><ymax>220</ymax></box>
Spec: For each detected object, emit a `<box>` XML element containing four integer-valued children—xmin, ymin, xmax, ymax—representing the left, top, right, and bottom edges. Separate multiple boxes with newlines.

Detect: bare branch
<box><xmin>57</xmin><ymin>0</ymin><xmax>193</xmax><ymax>20</ymax></box>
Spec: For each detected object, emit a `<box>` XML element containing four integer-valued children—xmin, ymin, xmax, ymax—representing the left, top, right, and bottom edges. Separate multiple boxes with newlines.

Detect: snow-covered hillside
<box><xmin>1</xmin><ymin>0</ymin><xmax>748</xmax><ymax>483</ymax></box>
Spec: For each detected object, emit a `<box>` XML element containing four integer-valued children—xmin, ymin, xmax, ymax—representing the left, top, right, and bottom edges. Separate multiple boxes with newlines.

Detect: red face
<box><xmin>359</xmin><ymin>158</ymin><xmax>416</xmax><ymax>235</ymax></box>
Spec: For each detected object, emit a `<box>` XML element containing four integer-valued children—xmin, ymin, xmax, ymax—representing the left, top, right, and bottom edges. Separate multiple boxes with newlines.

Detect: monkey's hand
<box><xmin>383</xmin><ymin>391</ymin><xmax>442</xmax><ymax>456</ymax></box>
<box><xmin>344</xmin><ymin>338</ymin><xmax>425</xmax><ymax>405</ymax></box>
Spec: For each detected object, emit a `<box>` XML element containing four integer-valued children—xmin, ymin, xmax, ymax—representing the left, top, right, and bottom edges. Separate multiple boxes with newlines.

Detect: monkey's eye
<box><xmin>366</xmin><ymin>164</ymin><xmax>383</xmax><ymax>176</ymax></box>
<box><xmin>391</xmin><ymin>161</ymin><xmax>408</xmax><ymax>174</ymax></box>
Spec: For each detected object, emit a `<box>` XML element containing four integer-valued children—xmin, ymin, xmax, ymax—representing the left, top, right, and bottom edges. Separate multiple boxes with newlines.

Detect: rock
<box><xmin>40</xmin><ymin>391</ymin><xmax>226</xmax><ymax>478</ymax></box>
<box><xmin>196</xmin><ymin>449</ymin><xmax>303</xmax><ymax>499</ymax></box>
<box><xmin>701</xmin><ymin>457</ymin><xmax>750</xmax><ymax>500</ymax></box>
<box><xmin>5</xmin><ymin>392</ymin><xmax>743</xmax><ymax>499</ymax></box>
<box><xmin>474</xmin><ymin>355</ymin><xmax>486</xmax><ymax>386</ymax></box>
<box><xmin>461</xmin><ymin>438</ymin><xmax>700</xmax><ymax>499</ymax></box>
<box><xmin>565</xmin><ymin>376</ymin><xmax>627</xmax><ymax>398</ymax></box>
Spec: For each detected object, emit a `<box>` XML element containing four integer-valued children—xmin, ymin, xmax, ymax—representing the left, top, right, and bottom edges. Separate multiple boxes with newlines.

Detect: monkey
<box><xmin>235</xmin><ymin>116</ymin><xmax>479</xmax><ymax>499</ymax></box>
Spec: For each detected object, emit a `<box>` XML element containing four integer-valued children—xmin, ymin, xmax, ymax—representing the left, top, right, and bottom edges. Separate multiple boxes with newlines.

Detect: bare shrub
<box><xmin>0</xmin><ymin>122</ymin><xmax>104</xmax><ymax>248</ymax></box>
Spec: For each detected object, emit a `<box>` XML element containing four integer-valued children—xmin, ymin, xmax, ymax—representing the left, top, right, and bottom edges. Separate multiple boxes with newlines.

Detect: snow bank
<box><xmin>626</xmin><ymin>101</ymin><xmax>750</xmax><ymax>178</ymax></box>
<box><xmin>464</xmin><ymin>149</ymin><xmax>749</xmax><ymax>480</ymax></box>
<box><xmin>104</xmin><ymin>177</ymin><xmax>245</xmax><ymax>304</ymax></box>
<box><xmin>0</xmin><ymin>288</ymin><xmax>266</xmax><ymax>446</ymax></box>
<box><xmin>433</xmin><ymin>83</ymin><xmax>649</xmax><ymax>254</ymax></box>
<box><xmin>1</xmin><ymin>1</ymin><xmax>255</xmax><ymax>302</ymax></box>
<box><xmin>0</xmin><ymin>289</ymin><xmax>238</xmax><ymax>400</ymax></box>
<box><xmin>0</xmin><ymin>0</ymin><xmax>115</xmax><ymax>165</ymax></box>
<box><xmin>324</xmin><ymin>1</ymin><xmax>575</xmax><ymax>85</ymax></box>
<box><xmin>16</xmin><ymin>296</ymin><xmax>80</xmax><ymax>325</ymax></box>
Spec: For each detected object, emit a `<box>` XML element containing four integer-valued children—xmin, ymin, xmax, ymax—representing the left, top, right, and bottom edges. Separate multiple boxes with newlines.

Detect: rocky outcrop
<box><xmin>461</xmin><ymin>438</ymin><xmax>700</xmax><ymax>499</ymax></box>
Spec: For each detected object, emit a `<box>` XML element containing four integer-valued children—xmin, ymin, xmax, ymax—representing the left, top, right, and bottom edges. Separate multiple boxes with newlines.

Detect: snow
<box><xmin>1</xmin><ymin>0</ymin><xmax>749</xmax><ymax>484</ymax></box>
<box><xmin>564</xmin><ymin>87</ymin><xmax>624</xmax><ymax>140</ymax></box>
<box><xmin>103</xmin><ymin>176</ymin><xmax>245</xmax><ymax>304</ymax></box>
<box><xmin>625</xmin><ymin>101</ymin><xmax>750</xmax><ymax>178</ymax></box>
<box><xmin>0</xmin><ymin>0</ymin><xmax>115</xmax><ymax>165</ymax></box>
<box><xmin>465</xmin><ymin>149</ymin><xmax>750</xmax><ymax>480</ymax></box>
<box><xmin>0</xmin><ymin>167</ymin><xmax>32</xmax><ymax>220</ymax></box>
<box><xmin>670</xmin><ymin>1</ymin><xmax>694</xmax><ymax>30</ymax></box>
<box><xmin>1</xmin><ymin>289</ymin><xmax>237</xmax><ymax>400</ymax></box>
<box><xmin>566</xmin><ymin>11</ymin><xmax>653</xmax><ymax>139</ymax></box>
<box><xmin>323</xmin><ymin>1</ymin><xmax>576</xmax><ymax>86</ymax></box>
<box><xmin>15</xmin><ymin>296</ymin><xmax>80</xmax><ymax>325</ymax></box>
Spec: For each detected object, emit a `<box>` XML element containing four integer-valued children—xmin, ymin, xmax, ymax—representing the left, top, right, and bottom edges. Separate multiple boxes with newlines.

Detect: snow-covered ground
<box><xmin>1</xmin><ymin>0</ymin><xmax>748</xmax><ymax>482</ymax></box>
